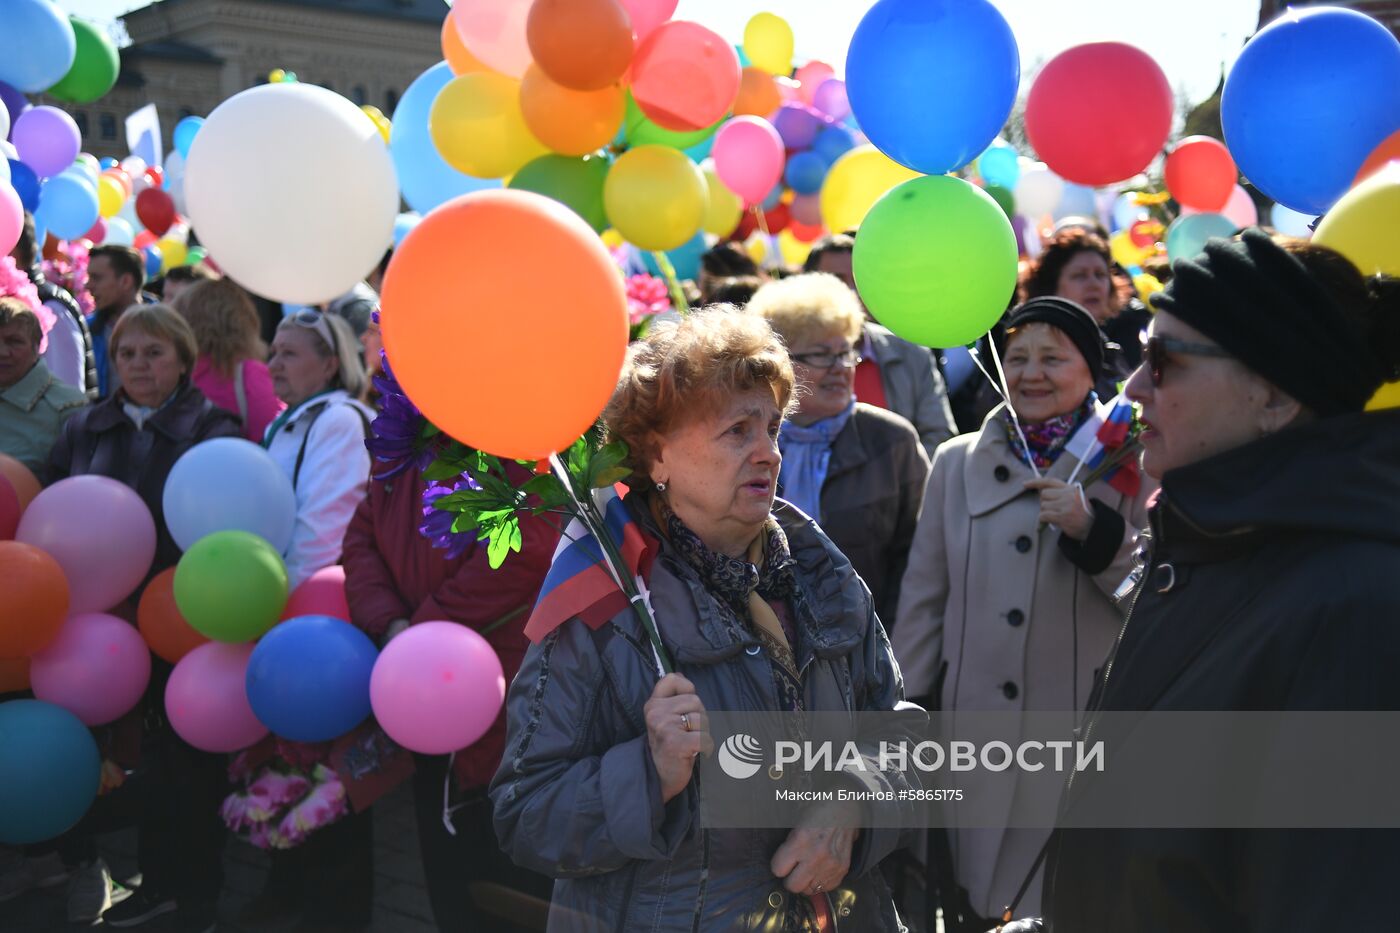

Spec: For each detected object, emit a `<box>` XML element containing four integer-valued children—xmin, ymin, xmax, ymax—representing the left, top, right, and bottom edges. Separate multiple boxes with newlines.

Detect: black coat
<box><xmin>1043</xmin><ymin>409</ymin><xmax>1400</xmax><ymax>932</ymax></box>
<box><xmin>45</xmin><ymin>382</ymin><xmax>242</xmax><ymax>577</ymax></box>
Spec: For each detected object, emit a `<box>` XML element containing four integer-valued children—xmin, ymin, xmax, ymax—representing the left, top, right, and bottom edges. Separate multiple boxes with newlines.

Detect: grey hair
<box><xmin>277</xmin><ymin>311</ymin><xmax>368</xmax><ymax>399</ymax></box>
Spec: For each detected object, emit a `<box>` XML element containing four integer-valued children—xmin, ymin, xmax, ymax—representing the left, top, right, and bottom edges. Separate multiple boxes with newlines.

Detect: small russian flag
<box><xmin>1096</xmin><ymin>396</ymin><xmax>1135</xmax><ymax>449</ymax></box>
<box><xmin>523</xmin><ymin>486</ymin><xmax>659</xmax><ymax>644</ymax></box>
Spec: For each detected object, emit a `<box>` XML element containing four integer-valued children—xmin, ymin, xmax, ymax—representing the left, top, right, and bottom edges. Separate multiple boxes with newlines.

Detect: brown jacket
<box><xmin>815</xmin><ymin>402</ymin><xmax>930</xmax><ymax>630</ymax></box>
<box><xmin>891</xmin><ymin>404</ymin><xmax>1155</xmax><ymax>917</ymax></box>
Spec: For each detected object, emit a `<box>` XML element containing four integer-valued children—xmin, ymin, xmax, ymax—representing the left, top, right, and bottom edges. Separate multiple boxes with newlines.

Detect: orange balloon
<box><xmin>0</xmin><ymin>655</ymin><xmax>29</xmax><ymax>693</ymax></box>
<box><xmin>380</xmin><ymin>189</ymin><xmax>628</xmax><ymax>460</ymax></box>
<box><xmin>0</xmin><ymin>541</ymin><xmax>69</xmax><ymax>658</ymax></box>
<box><xmin>526</xmin><ymin>0</ymin><xmax>633</xmax><ymax>92</ymax></box>
<box><xmin>520</xmin><ymin>65</ymin><xmax>625</xmax><ymax>157</ymax></box>
<box><xmin>441</xmin><ymin>15</ymin><xmax>489</xmax><ymax>76</ymax></box>
<box><xmin>137</xmin><ymin>567</ymin><xmax>209</xmax><ymax>664</ymax></box>
<box><xmin>1353</xmin><ymin>128</ymin><xmax>1400</xmax><ymax>187</ymax></box>
<box><xmin>734</xmin><ymin>66</ymin><xmax>781</xmax><ymax>118</ymax></box>
<box><xmin>0</xmin><ymin>454</ymin><xmax>40</xmax><ymax>510</ymax></box>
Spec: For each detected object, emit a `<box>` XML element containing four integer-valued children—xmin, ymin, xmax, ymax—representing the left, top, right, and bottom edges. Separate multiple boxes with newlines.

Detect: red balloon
<box><xmin>1025</xmin><ymin>42</ymin><xmax>1173</xmax><ymax>187</ymax></box>
<box><xmin>790</xmin><ymin>220</ymin><xmax>824</xmax><ymax>243</ymax></box>
<box><xmin>729</xmin><ymin>210</ymin><xmax>758</xmax><ymax>241</ymax></box>
<box><xmin>630</xmin><ymin>21</ymin><xmax>741</xmax><ymax>132</ymax></box>
<box><xmin>133</xmin><ymin>230</ymin><xmax>157</xmax><ymax>250</ymax></box>
<box><xmin>760</xmin><ymin>203</ymin><xmax>790</xmax><ymax>234</ymax></box>
<box><xmin>135</xmin><ymin>188</ymin><xmax>177</xmax><ymax>237</ymax></box>
<box><xmin>0</xmin><ymin>475</ymin><xmax>19</xmax><ymax>541</ymax></box>
<box><xmin>1129</xmin><ymin>218</ymin><xmax>1164</xmax><ymax>248</ymax></box>
<box><xmin>143</xmin><ymin>166</ymin><xmax>165</xmax><ymax>189</ymax></box>
<box><xmin>1164</xmin><ymin>136</ymin><xmax>1236</xmax><ymax>211</ymax></box>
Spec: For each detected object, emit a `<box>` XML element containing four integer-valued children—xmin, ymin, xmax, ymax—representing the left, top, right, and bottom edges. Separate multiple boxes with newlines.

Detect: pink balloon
<box><xmin>795</xmin><ymin>61</ymin><xmax>835</xmax><ymax>106</ymax></box>
<box><xmin>82</xmin><ymin>216</ymin><xmax>107</xmax><ymax>244</ymax></box>
<box><xmin>166</xmin><ymin>642</ymin><xmax>268</xmax><ymax>753</ymax></box>
<box><xmin>617</xmin><ymin>0</ymin><xmax>677</xmax><ymax>44</ymax></box>
<box><xmin>370</xmin><ymin>621</ymin><xmax>504</xmax><ymax>755</ymax></box>
<box><xmin>452</xmin><ymin>0</ymin><xmax>535</xmax><ymax>78</ymax></box>
<box><xmin>1179</xmin><ymin>184</ymin><xmax>1258</xmax><ymax>229</ymax></box>
<box><xmin>31</xmin><ymin>613</ymin><xmax>152</xmax><ymax>726</ymax></box>
<box><xmin>630</xmin><ymin>21</ymin><xmax>741</xmax><ymax>133</ymax></box>
<box><xmin>282</xmin><ymin>565</ymin><xmax>349</xmax><ymax>622</ymax></box>
<box><xmin>16</xmin><ymin>476</ymin><xmax>156</xmax><ymax>613</ymax></box>
<box><xmin>713</xmin><ymin>115</ymin><xmax>785</xmax><ymax>206</ymax></box>
<box><xmin>775</xmin><ymin>76</ymin><xmax>800</xmax><ymax>104</ymax></box>
<box><xmin>0</xmin><ymin>183</ymin><xmax>23</xmax><ymax>257</ymax></box>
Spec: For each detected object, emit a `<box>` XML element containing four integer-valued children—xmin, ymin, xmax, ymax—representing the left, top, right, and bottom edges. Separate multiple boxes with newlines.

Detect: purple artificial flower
<box><xmin>366</xmin><ymin>351</ymin><xmax>434</xmax><ymax>480</ymax></box>
<box><xmin>420</xmin><ymin>475</ymin><xmax>481</xmax><ymax>560</ymax></box>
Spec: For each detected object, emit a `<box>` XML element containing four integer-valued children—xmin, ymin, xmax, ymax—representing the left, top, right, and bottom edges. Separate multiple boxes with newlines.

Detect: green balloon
<box><xmin>46</xmin><ymin>18</ymin><xmax>119</xmax><ymax>104</ymax></box>
<box><xmin>187</xmin><ymin>246</ymin><xmax>208</xmax><ymax>266</ymax></box>
<box><xmin>853</xmin><ymin>175</ymin><xmax>1018</xmax><ymax>349</ymax></box>
<box><xmin>508</xmin><ymin>154</ymin><xmax>611</xmax><ymax>232</ymax></box>
<box><xmin>623</xmin><ymin>91</ymin><xmax>725</xmax><ymax>151</ymax></box>
<box><xmin>985</xmin><ymin>184</ymin><xmax>1016</xmax><ymax>220</ymax></box>
<box><xmin>173</xmin><ymin>530</ymin><xmax>288</xmax><ymax>643</ymax></box>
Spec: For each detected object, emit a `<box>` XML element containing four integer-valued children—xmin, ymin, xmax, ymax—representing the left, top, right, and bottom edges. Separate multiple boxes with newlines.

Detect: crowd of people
<box><xmin>2</xmin><ymin>201</ymin><xmax>1399</xmax><ymax>933</ymax></box>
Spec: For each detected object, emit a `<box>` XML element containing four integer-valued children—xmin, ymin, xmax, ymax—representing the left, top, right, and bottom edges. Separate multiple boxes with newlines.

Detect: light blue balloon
<box><xmin>392</xmin><ymin>211</ymin><xmax>421</xmax><ymax>248</ymax></box>
<box><xmin>1112</xmin><ymin>192</ymin><xmax>1145</xmax><ymax>233</ymax></box>
<box><xmin>173</xmin><ymin>116</ymin><xmax>204</xmax><ymax>159</ymax></box>
<box><xmin>1054</xmin><ymin>183</ymin><xmax>1097</xmax><ymax>222</ymax></box>
<box><xmin>162</xmin><ymin>437</ymin><xmax>298</xmax><ymax>554</ymax></box>
<box><xmin>391</xmin><ymin>62</ymin><xmax>500</xmax><ymax>214</ymax></box>
<box><xmin>641</xmin><ymin>232</ymin><xmax>706</xmax><ymax>282</ymax></box>
<box><xmin>1165</xmin><ymin>212</ymin><xmax>1237</xmax><ymax>262</ymax></box>
<box><xmin>812</xmin><ymin>125</ymin><xmax>856</xmax><ymax>165</ymax></box>
<box><xmin>847</xmin><ymin>0</ymin><xmax>1019</xmax><ymax>174</ymax></box>
<box><xmin>1269</xmin><ymin>201</ymin><xmax>1316</xmax><ymax>238</ymax></box>
<box><xmin>978</xmin><ymin>144</ymin><xmax>1021</xmax><ymax>190</ymax></box>
<box><xmin>684</xmin><ymin>134</ymin><xmax>715</xmax><ymax>163</ymax></box>
<box><xmin>0</xmin><ymin>1</ymin><xmax>76</xmax><ymax>94</ymax></box>
<box><xmin>0</xmin><ymin>700</ymin><xmax>101</xmax><ymax>845</ymax></box>
<box><xmin>98</xmin><ymin>157</ymin><xmax>118</xmax><ymax>170</ymax></box>
<box><xmin>761</xmin><ymin>183</ymin><xmax>783</xmax><ymax>212</ymax></box>
<box><xmin>939</xmin><ymin>345</ymin><xmax>976</xmax><ymax>393</ymax></box>
<box><xmin>34</xmin><ymin>169</ymin><xmax>98</xmax><ymax>240</ymax></box>
<box><xmin>734</xmin><ymin>44</ymin><xmax>751</xmax><ymax>68</ymax></box>
<box><xmin>785</xmin><ymin>151</ymin><xmax>827</xmax><ymax>196</ymax></box>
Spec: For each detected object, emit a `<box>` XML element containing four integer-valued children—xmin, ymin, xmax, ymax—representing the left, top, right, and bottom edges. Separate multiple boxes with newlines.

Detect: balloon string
<box><xmin>753</xmin><ymin>207</ymin><xmax>776</xmax><ymax>270</ymax></box>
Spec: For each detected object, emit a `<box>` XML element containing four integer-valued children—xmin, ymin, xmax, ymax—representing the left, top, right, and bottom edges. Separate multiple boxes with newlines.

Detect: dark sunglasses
<box><xmin>1141</xmin><ymin>334</ymin><xmax>1232</xmax><ymax>386</ymax></box>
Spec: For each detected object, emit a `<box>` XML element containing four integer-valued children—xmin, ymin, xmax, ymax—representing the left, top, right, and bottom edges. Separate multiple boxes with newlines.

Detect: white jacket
<box><xmin>264</xmin><ymin>389</ymin><xmax>373</xmax><ymax>589</ymax></box>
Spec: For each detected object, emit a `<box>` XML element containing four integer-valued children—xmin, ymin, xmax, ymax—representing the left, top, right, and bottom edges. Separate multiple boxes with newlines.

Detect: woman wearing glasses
<box><xmin>1041</xmin><ymin>230</ymin><xmax>1400</xmax><ymax>931</ymax></box>
<box><xmin>749</xmin><ymin>273</ymin><xmax>930</xmax><ymax>629</ymax></box>
<box><xmin>264</xmin><ymin>309</ymin><xmax>373</xmax><ymax>589</ymax></box>
<box><xmin>891</xmin><ymin>296</ymin><xmax>1156</xmax><ymax>930</ymax></box>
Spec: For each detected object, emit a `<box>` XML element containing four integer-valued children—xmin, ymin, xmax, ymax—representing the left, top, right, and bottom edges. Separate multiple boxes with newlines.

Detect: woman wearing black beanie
<box><xmin>1040</xmin><ymin>228</ymin><xmax>1400</xmax><ymax>931</ymax></box>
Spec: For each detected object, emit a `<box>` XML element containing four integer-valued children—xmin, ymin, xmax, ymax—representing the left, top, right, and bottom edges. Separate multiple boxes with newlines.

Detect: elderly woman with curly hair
<box><xmin>491</xmin><ymin>308</ymin><xmax>919</xmax><ymax>931</ymax></box>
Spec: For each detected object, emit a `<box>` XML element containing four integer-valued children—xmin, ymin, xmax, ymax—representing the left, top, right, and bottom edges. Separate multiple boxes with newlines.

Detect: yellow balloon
<box><xmin>158</xmin><ymin>238</ymin><xmax>188</xmax><ymax>272</ymax></box>
<box><xmin>1313</xmin><ymin>163</ymin><xmax>1400</xmax><ymax>277</ymax></box>
<box><xmin>269</xmin><ymin>69</ymin><xmax>286</xmax><ymax>84</ymax></box>
<box><xmin>1367</xmin><ymin>380</ymin><xmax>1400</xmax><ymax>412</ymax></box>
<box><xmin>602</xmin><ymin>145</ymin><xmax>707</xmax><ymax>252</ymax></box>
<box><xmin>429</xmin><ymin>72</ymin><xmax>548</xmax><ymax>180</ymax></box>
<box><xmin>1110</xmin><ymin>230</ymin><xmax>1152</xmax><ymax>269</ymax></box>
<box><xmin>701</xmin><ymin>165</ymin><xmax>742</xmax><ymax>237</ymax></box>
<box><xmin>361</xmin><ymin>105</ymin><xmax>391</xmax><ymax>144</ymax></box>
<box><xmin>600</xmin><ymin>228</ymin><xmax>625</xmax><ymax>250</ymax></box>
<box><xmin>777</xmin><ymin>229</ymin><xmax>812</xmax><ymax>268</ymax></box>
<box><xmin>744</xmin><ymin>233</ymin><xmax>769</xmax><ymax>266</ymax></box>
<box><xmin>820</xmin><ymin>145</ymin><xmax>922</xmax><ymax>233</ymax></box>
<box><xmin>743</xmin><ymin>12</ymin><xmax>794</xmax><ymax>77</ymax></box>
<box><xmin>97</xmin><ymin>175</ymin><xmax>126</xmax><ymax>219</ymax></box>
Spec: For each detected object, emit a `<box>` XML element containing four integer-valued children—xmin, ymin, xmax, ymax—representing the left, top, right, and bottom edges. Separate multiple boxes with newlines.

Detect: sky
<box><xmin>57</xmin><ymin>0</ymin><xmax>1262</xmax><ymax>104</ymax></box>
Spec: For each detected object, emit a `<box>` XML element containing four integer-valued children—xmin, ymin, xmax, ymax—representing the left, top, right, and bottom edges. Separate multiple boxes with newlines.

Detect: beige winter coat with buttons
<box><xmin>891</xmin><ymin>403</ymin><xmax>1155</xmax><ymax>919</ymax></box>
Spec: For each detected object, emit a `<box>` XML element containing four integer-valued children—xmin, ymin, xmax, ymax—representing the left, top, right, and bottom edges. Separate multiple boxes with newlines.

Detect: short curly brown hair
<box><xmin>603</xmin><ymin>306</ymin><xmax>795</xmax><ymax>489</ymax></box>
<box><xmin>1023</xmin><ymin>228</ymin><xmax>1112</xmax><ymax>301</ymax></box>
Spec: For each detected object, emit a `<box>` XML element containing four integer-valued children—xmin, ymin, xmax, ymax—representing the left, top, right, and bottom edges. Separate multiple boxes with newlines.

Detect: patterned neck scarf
<box><xmin>1001</xmin><ymin>393</ymin><xmax>1097</xmax><ymax>470</ymax></box>
<box><xmin>659</xmin><ymin>503</ymin><xmax>798</xmax><ymax>622</ymax></box>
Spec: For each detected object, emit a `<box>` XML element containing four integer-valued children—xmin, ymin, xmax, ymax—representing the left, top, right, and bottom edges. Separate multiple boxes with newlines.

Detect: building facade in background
<box><xmin>39</xmin><ymin>0</ymin><xmax>443</xmax><ymax>159</ymax></box>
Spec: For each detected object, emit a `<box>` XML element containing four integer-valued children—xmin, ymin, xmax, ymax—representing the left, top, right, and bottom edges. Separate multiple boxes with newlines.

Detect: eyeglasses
<box><xmin>289</xmin><ymin>308</ymin><xmax>340</xmax><ymax>356</ymax></box>
<box><xmin>1141</xmin><ymin>334</ymin><xmax>1232</xmax><ymax>386</ymax></box>
<box><xmin>790</xmin><ymin>347</ymin><xmax>863</xmax><ymax>370</ymax></box>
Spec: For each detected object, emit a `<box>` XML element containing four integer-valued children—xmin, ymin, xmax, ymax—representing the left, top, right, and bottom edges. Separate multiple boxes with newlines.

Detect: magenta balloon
<box><xmin>813</xmin><ymin>78</ymin><xmax>850</xmax><ymax>121</ymax></box>
<box><xmin>712</xmin><ymin>115</ymin><xmax>784</xmax><ymax>206</ymax></box>
<box><xmin>81</xmin><ymin>215</ymin><xmax>106</xmax><ymax>244</ymax></box>
<box><xmin>772</xmin><ymin>104</ymin><xmax>827</xmax><ymax>151</ymax></box>
<box><xmin>165</xmin><ymin>642</ymin><xmax>268</xmax><ymax>753</ymax></box>
<box><xmin>0</xmin><ymin>182</ymin><xmax>22</xmax><ymax>256</ymax></box>
<box><xmin>31</xmin><ymin>613</ymin><xmax>151</xmax><ymax>726</ymax></box>
<box><xmin>12</xmin><ymin>106</ymin><xmax>81</xmax><ymax>178</ymax></box>
<box><xmin>617</xmin><ymin>0</ymin><xmax>678</xmax><ymax>43</ymax></box>
<box><xmin>16</xmin><ymin>476</ymin><xmax>156</xmax><ymax>613</ymax></box>
<box><xmin>369</xmin><ymin>621</ymin><xmax>505</xmax><ymax>755</ymax></box>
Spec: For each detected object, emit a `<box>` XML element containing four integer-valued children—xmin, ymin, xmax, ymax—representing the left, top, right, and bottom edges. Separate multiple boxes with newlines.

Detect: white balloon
<box><xmin>0</xmin><ymin>140</ymin><xmax>17</xmax><ymax>162</ymax></box>
<box><xmin>0</xmin><ymin>106</ymin><xmax>9</xmax><ymax>145</ymax></box>
<box><xmin>1015</xmin><ymin>162</ymin><xmax>1065</xmax><ymax>219</ymax></box>
<box><xmin>119</xmin><ymin>156</ymin><xmax>147</xmax><ymax>179</ymax></box>
<box><xmin>185</xmin><ymin>83</ymin><xmax>398</xmax><ymax>304</ymax></box>
<box><xmin>1270</xmin><ymin>202</ymin><xmax>1315</xmax><ymax>238</ymax></box>
<box><xmin>164</xmin><ymin>150</ymin><xmax>187</xmax><ymax>216</ymax></box>
<box><xmin>0</xmin><ymin>160</ymin><xmax>8</xmax><ymax>187</ymax></box>
<box><xmin>1053</xmin><ymin>182</ymin><xmax>1097</xmax><ymax>222</ymax></box>
<box><xmin>105</xmin><ymin>217</ymin><xmax>134</xmax><ymax>246</ymax></box>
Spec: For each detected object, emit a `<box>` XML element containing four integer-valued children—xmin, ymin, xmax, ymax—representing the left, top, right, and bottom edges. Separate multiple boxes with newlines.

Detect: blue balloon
<box><xmin>641</xmin><ymin>232</ymin><xmax>706</xmax><ymax>282</ymax></box>
<box><xmin>978</xmin><ymin>143</ymin><xmax>1021</xmax><ymax>190</ymax></box>
<box><xmin>0</xmin><ymin>700</ymin><xmax>101</xmax><ymax>845</ymax></box>
<box><xmin>173</xmin><ymin>116</ymin><xmax>204</xmax><ymax>159</ymax></box>
<box><xmin>0</xmin><ymin>0</ymin><xmax>76</xmax><ymax>94</ymax></box>
<box><xmin>1222</xmin><ymin>7</ymin><xmax>1400</xmax><ymax>215</ymax></box>
<box><xmin>1269</xmin><ymin>201</ymin><xmax>1316</xmax><ymax>238</ymax></box>
<box><xmin>735</xmin><ymin>44</ymin><xmax>751</xmax><ymax>68</ymax></box>
<box><xmin>98</xmin><ymin>157</ymin><xmax>117</xmax><ymax>170</ymax></box>
<box><xmin>1112</xmin><ymin>192</ymin><xmax>1145</xmax><ymax>233</ymax></box>
<box><xmin>7</xmin><ymin>159</ymin><xmax>40</xmax><ymax>213</ymax></box>
<box><xmin>1053</xmin><ymin>183</ymin><xmax>1098</xmax><ymax>222</ymax></box>
<box><xmin>143</xmin><ymin>245</ymin><xmax>163</xmax><ymax>278</ymax></box>
<box><xmin>391</xmin><ymin>62</ymin><xmax>500</xmax><ymax>214</ymax></box>
<box><xmin>392</xmin><ymin>211</ymin><xmax>421</xmax><ymax>249</ymax></box>
<box><xmin>785</xmin><ymin>151</ymin><xmax>828</xmax><ymax>196</ymax></box>
<box><xmin>33</xmin><ymin>170</ymin><xmax>98</xmax><ymax>240</ymax></box>
<box><xmin>246</xmin><ymin>616</ymin><xmax>378</xmax><ymax>743</ymax></box>
<box><xmin>939</xmin><ymin>345</ymin><xmax>976</xmax><ymax>392</ymax></box>
<box><xmin>1165</xmin><ymin>212</ymin><xmax>1237</xmax><ymax>263</ymax></box>
<box><xmin>163</xmin><ymin>437</ymin><xmax>298</xmax><ymax>553</ymax></box>
<box><xmin>846</xmin><ymin>0</ymin><xmax>1019</xmax><ymax>174</ymax></box>
<box><xmin>684</xmin><ymin>133</ymin><xmax>715</xmax><ymax>163</ymax></box>
<box><xmin>812</xmin><ymin>125</ymin><xmax>856</xmax><ymax>166</ymax></box>
<box><xmin>761</xmin><ymin>183</ymin><xmax>784</xmax><ymax>212</ymax></box>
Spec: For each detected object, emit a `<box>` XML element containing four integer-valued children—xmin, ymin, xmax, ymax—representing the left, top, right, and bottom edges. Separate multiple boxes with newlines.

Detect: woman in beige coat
<box><xmin>892</xmin><ymin>297</ymin><xmax>1155</xmax><ymax>930</ymax></box>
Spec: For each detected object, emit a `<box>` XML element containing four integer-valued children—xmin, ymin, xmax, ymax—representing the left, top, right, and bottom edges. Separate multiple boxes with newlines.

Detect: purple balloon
<box><xmin>813</xmin><ymin>78</ymin><xmax>850</xmax><ymax>121</ymax></box>
<box><xmin>12</xmin><ymin>106</ymin><xmax>81</xmax><ymax>178</ymax></box>
<box><xmin>772</xmin><ymin>104</ymin><xmax>827</xmax><ymax>151</ymax></box>
<box><xmin>0</xmin><ymin>82</ymin><xmax>30</xmax><ymax>141</ymax></box>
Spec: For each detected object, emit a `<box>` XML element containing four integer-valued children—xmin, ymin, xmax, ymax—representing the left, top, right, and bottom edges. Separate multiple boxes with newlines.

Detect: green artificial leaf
<box><xmin>422</xmin><ymin>458</ymin><xmax>469</xmax><ymax>482</ymax></box>
<box><xmin>593</xmin><ymin>466</ymin><xmax>631</xmax><ymax>488</ymax></box>
<box><xmin>509</xmin><ymin>520</ymin><xmax>523</xmax><ymax>554</ymax></box>
<box><xmin>450</xmin><ymin>512</ymin><xmax>481</xmax><ymax>534</ymax></box>
<box><xmin>421</xmin><ymin>423</ymin><xmax>442</xmax><ymax>439</ymax></box>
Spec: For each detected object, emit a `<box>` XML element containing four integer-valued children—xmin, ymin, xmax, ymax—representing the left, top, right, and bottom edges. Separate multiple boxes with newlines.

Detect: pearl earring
<box><xmin>656</xmin><ymin>482</ymin><xmax>667</xmax><ymax>492</ymax></box>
